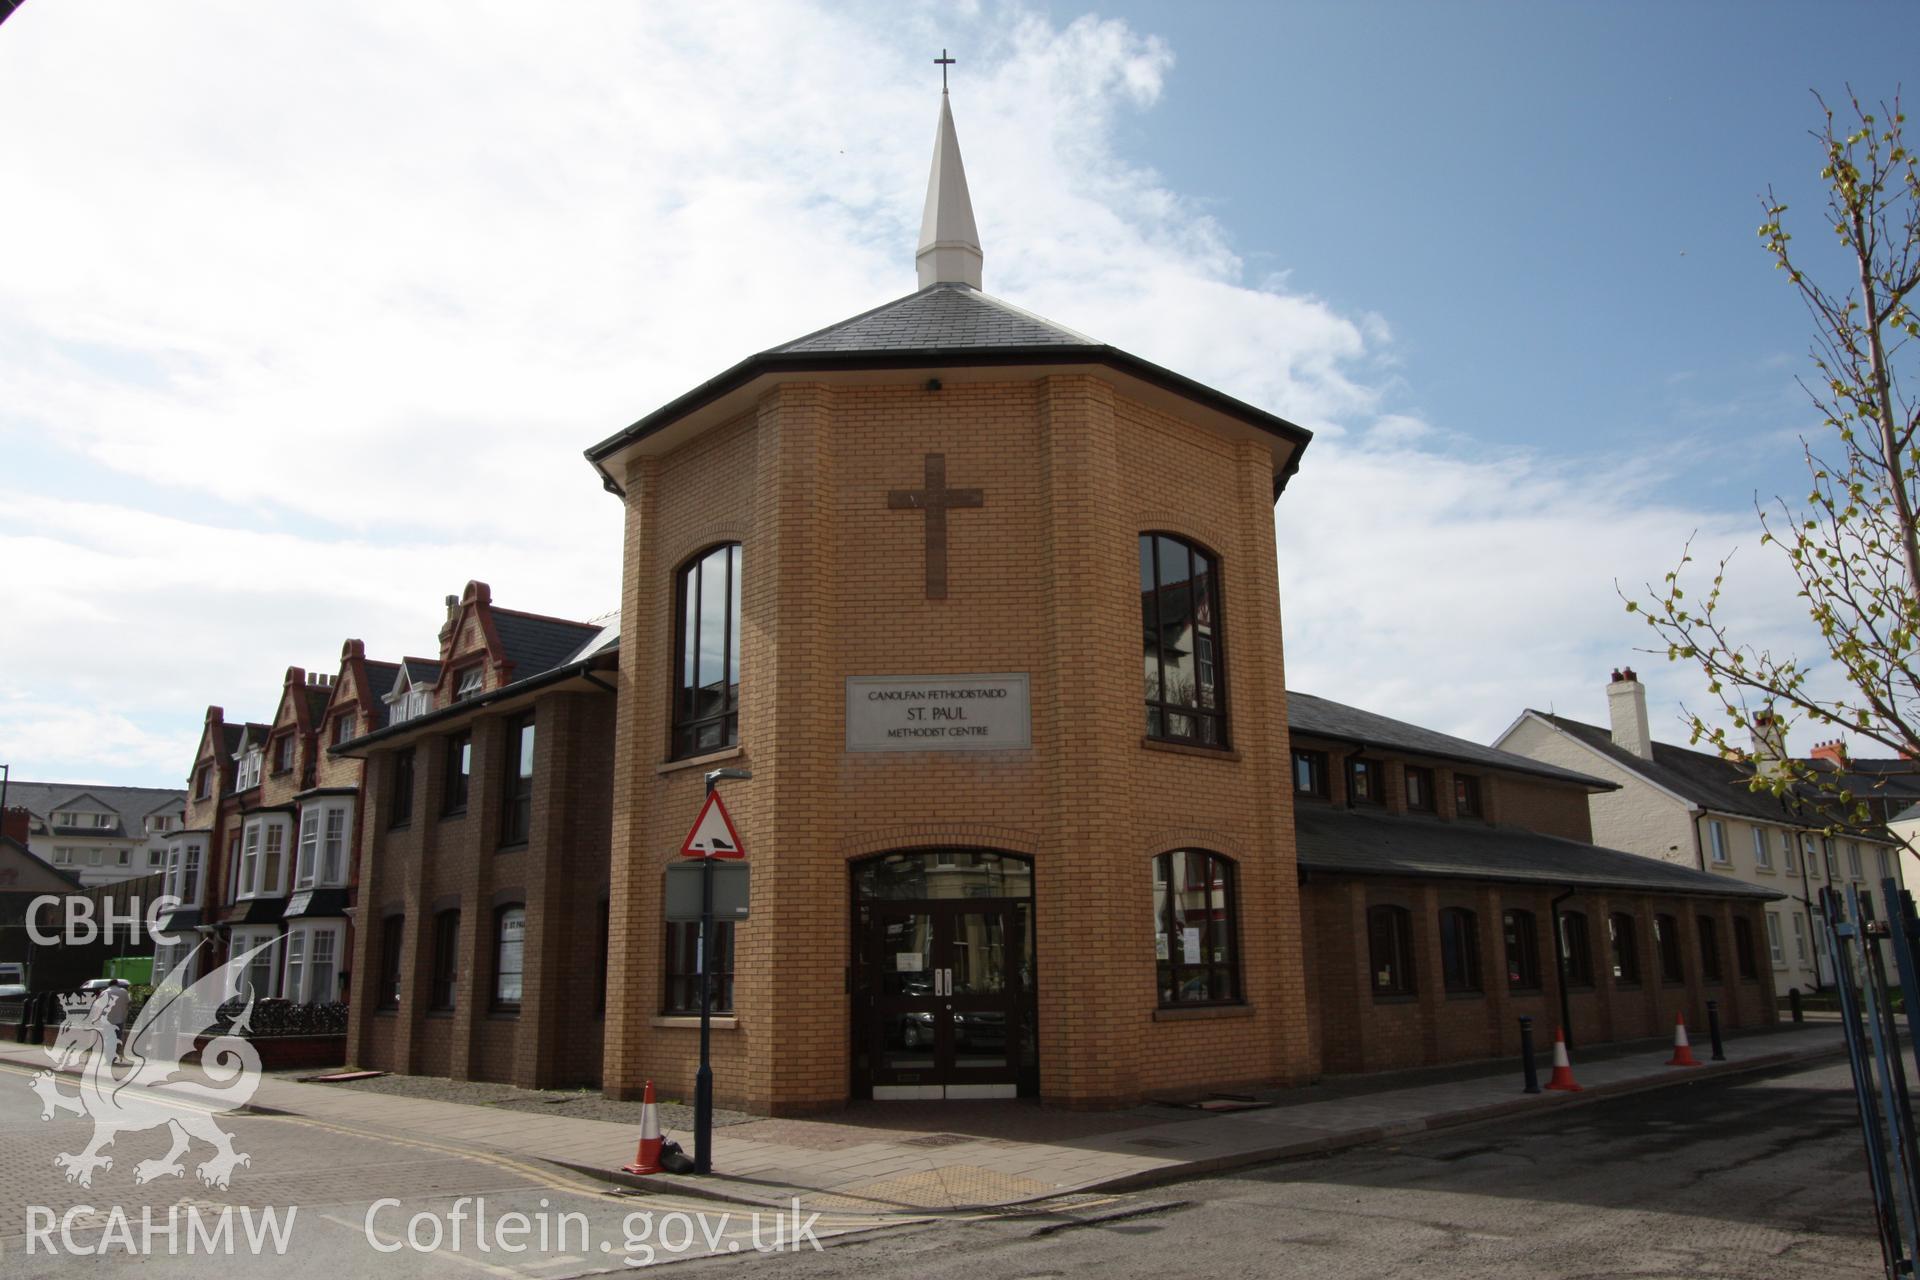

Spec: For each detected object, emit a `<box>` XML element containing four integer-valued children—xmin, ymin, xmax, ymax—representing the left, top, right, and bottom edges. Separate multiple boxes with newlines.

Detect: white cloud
<box><xmin>0</xmin><ymin>0</ymin><xmax>1851</xmax><ymax>784</ymax></box>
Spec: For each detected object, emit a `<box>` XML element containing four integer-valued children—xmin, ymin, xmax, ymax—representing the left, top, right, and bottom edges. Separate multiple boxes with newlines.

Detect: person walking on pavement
<box><xmin>90</xmin><ymin>979</ymin><xmax>132</xmax><ymax>1066</ymax></box>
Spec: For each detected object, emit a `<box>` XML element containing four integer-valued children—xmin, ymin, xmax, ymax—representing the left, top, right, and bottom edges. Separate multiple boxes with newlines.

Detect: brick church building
<box><xmin>333</xmin><ymin>83</ymin><xmax>1774</xmax><ymax>1111</ymax></box>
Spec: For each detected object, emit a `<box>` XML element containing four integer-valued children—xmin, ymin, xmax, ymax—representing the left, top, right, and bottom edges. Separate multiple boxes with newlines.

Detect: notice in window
<box><xmin>1182</xmin><ymin>927</ymin><xmax>1202</xmax><ymax>966</ymax></box>
<box><xmin>895</xmin><ymin>953</ymin><xmax>924</xmax><ymax>972</ymax></box>
<box><xmin>1155</xmin><ymin>932</ymin><xmax>1169</xmax><ymax>961</ymax></box>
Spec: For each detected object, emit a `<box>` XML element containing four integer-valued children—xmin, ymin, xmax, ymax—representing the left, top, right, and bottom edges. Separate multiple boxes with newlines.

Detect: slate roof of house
<box><xmin>301</xmin><ymin>685</ymin><xmax>331</xmax><ymax>728</ymax></box>
<box><xmin>219</xmin><ymin>725</ymin><xmax>245</xmax><ymax>757</ymax></box>
<box><xmin>493</xmin><ymin>609</ymin><xmax>603</xmax><ymax>681</ymax></box>
<box><xmin>398</xmin><ymin>658</ymin><xmax>443</xmax><ymax>690</ymax></box>
<box><xmin>1802</xmin><ymin>756</ymin><xmax>1920</xmax><ymax>804</ymax></box>
<box><xmin>359</xmin><ymin>661</ymin><xmax>401</xmax><ymax>730</ymax></box>
<box><xmin>3</xmin><ymin>782</ymin><xmax>189</xmax><ymax>834</ymax></box>
<box><xmin>769</xmin><ymin>283</ymin><xmax>1094</xmax><ymax>354</ymax></box>
<box><xmin>1528</xmin><ymin>711</ymin><xmax>1791</xmax><ymax>823</ymax></box>
<box><xmin>1287</xmin><ymin>692</ymin><xmax>1612</xmax><ymax>790</ymax></box>
<box><xmin>1294</xmin><ymin>805</ymin><xmax>1781</xmax><ymax>900</ymax></box>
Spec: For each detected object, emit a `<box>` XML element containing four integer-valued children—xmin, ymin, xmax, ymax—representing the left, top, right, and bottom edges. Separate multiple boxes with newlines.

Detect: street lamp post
<box><xmin>696</xmin><ymin>767</ymin><xmax>751</xmax><ymax>1175</ymax></box>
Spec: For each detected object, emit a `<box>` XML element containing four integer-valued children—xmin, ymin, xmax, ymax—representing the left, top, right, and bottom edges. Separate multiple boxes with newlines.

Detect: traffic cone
<box><xmin>1666</xmin><ymin>1012</ymin><xmax>1701</xmax><ymax>1067</ymax></box>
<box><xmin>1545</xmin><ymin>1026</ymin><xmax>1583</xmax><ymax>1092</ymax></box>
<box><xmin>622</xmin><ymin>1080</ymin><xmax>664</xmax><ymax>1174</ymax></box>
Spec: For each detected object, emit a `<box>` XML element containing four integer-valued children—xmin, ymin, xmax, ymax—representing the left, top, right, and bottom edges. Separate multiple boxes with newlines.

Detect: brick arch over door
<box><xmin>840</xmin><ymin>825</ymin><xmax>1042</xmax><ymax>861</ymax></box>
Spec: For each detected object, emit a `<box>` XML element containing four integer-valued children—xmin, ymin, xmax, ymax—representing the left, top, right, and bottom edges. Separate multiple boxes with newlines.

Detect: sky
<box><xmin>0</xmin><ymin>0</ymin><xmax>1913</xmax><ymax>787</ymax></box>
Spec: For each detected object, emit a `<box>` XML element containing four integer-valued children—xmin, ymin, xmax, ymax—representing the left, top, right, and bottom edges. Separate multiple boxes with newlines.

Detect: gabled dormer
<box><xmin>186</xmin><ymin>706</ymin><xmax>235</xmax><ymax>827</ymax></box>
<box><xmin>384</xmin><ymin>656</ymin><xmax>443</xmax><ymax>726</ymax></box>
<box><xmin>231</xmin><ymin>722</ymin><xmax>272</xmax><ymax>795</ymax></box>
<box><xmin>261</xmin><ymin>666</ymin><xmax>329</xmax><ymax>799</ymax></box>
<box><xmin>315</xmin><ymin>638</ymin><xmax>399</xmax><ymax>788</ymax></box>
<box><xmin>432</xmin><ymin>580</ymin><xmax>600</xmax><ymax>707</ymax></box>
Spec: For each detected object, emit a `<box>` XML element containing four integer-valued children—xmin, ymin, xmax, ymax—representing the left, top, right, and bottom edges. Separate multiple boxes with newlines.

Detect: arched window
<box><xmin>493</xmin><ymin>905</ymin><xmax>526</xmax><ymax>1012</ymax></box>
<box><xmin>1151</xmin><ymin>850</ymin><xmax>1239</xmax><ymax>1005</ymax></box>
<box><xmin>1697</xmin><ymin>914</ymin><xmax>1722</xmax><ymax>983</ymax></box>
<box><xmin>1558</xmin><ymin>910</ymin><xmax>1594</xmax><ymax>987</ymax></box>
<box><xmin>1439</xmin><ymin>907</ymin><xmax>1481</xmax><ymax>993</ymax></box>
<box><xmin>1503</xmin><ymin>908</ymin><xmax>1541</xmax><ymax>990</ymax></box>
<box><xmin>673</xmin><ymin>543</ymin><xmax>742</xmax><ymax>759</ymax></box>
<box><xmin>1609</xmin><ymin>912</ymin><xmax>1640</xmax><ymax>984</ymax></box>
<box><xmin>1655</xmin><ymin>913</ymin><xmax>1684</xmax><ymax>983</ymax></box>
<box><xmin>1139</xmin><ymin>534</ymin><xmax>1227</xmax><ymax>748</ymax></box>
<box><xmin>1367</xmin><ymin>904</ymin><xmax>1417</xmax><ymax>996</ymax></box>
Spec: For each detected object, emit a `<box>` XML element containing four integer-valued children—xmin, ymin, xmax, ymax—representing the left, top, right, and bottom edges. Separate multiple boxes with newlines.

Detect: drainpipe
<box><xmin>1551</xmin><ymin>886</ymin><xmax>1577</xmax><ymax>1050</ymax></box>
<box><xmin>1689</xmin><ymin>808</ymin><xmax>1708</xmax><ymax>872</ymax></box>
<box><xmin>1797</xmin><ymin>835</ymin><xmax>1824</xmax><ymax>993</ymax></box>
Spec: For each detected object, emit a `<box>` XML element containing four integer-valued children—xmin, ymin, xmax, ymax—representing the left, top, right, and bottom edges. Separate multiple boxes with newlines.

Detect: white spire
<box><xmin>916</xmin><ymin>90</ymin><xmax>983</xmax><ymax>290</ymax></box>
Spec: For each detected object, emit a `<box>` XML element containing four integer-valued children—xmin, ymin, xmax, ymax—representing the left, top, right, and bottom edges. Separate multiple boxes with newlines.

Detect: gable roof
<box><xmin>1526</xmin><ymin>711</ymin><xmax>1791</xmax><ymax>823</ymax></box>
<box><xmin>1287</xmin><ymin>692</ymin><xmax>1612</xmax><ymax>790</ymax></box>
<box><xmin>358</xmin><ymin>661</ymin><xmax>402</xmax><ymax>729</ymax></box>
<box><xmin>770</xmin><ymin>283</ymin><xmax>1094</xmax><ymax>354</ymax></box>
<box><xmin>1295</xmin><ymin>805</ymin><xmax>1780</xmax><ymax>901</ymax></box>
<box><xmin>399</xmin><ymin>657</ymin><xmax>443</xmax><ymax>689</ymax></box>
<box><xmin>2</xmin><ymin>782</ymin><xmax>191</xmax><ymax>832</ymax></box>
<box><xmin>492</xmin><ymin>608</ymin><xmax>603</xmax><ymax>681</ymax></box>
<box><xmin>0</xmin><ymin>833</ymin><xmax>84</xmax><ymax>893</ymax></box>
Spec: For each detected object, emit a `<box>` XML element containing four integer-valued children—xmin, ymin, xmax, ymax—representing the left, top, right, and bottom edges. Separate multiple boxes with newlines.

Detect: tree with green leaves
<box><xmin>1631</xmin><ymin>88</ymin><xmax>1919</xmax><ymax>830</ymax></box>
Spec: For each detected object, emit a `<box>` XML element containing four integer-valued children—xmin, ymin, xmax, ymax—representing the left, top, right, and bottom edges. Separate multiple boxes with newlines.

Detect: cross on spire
<box><xmin>935</xmin><ymin>49</ymin><xmax>955</xmax><ymax>93</ymax></box>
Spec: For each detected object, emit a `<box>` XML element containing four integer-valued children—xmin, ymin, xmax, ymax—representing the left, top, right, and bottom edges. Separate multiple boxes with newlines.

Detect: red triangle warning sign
<box><xmin>679</xmin><ymin>790</ymin><xmax>746</xmax><ymax>859</ymax></box>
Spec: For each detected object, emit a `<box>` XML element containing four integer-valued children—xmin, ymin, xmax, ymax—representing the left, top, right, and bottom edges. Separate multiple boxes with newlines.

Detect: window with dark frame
<box><xmin>429</xmin><ymin>910</ymin><xmax>460</xmax><ymax>1011</ymax></box>
<box><xmin>1733</xmin><ymin>916</ymin><xmax>1758</xmax><ymax>979</ymax></box>
<box><xmin>1140</xmin><ymin>533</ymin><xmax>1228</xmax><ymax>749</ymax></box>
<box><xmin>1346</xmin><ymin>757</ymin><xmax>1380</xmax><ymax>805</ymax></box>
<box><xmin>272</xmin><ymin>734</ymin><xmax>295</xmax><ymax>775</ymax></box>
<box><xmin>1439</xmin><ymin>907</ymin><xmax>1481</xmax><ymax>993</ymax></box>
<box><xmin>1697</xmin><ymin>914</ymin><xmax>1722</xmax><ymax>982</ymax></box>
<box><xmin>390</xmin><ymin>749</ymin><xmax>414</xmax><ymax>828</ymax></box>
<box><xmin>195</xmin><ymin>764</ymin><xmax>212</xmax><ymax>800</ymax></box>
<box><xmin>1292</xmin><ymin>750</ymin><xmax>1328</xmax><ymax>798</ymax></box>
<box><xmin>333</xmin><ymin>712</ymin><xmax>356</xmax><ymax>746</ymax></box>
<box><xmin>1655</xmin><ymin>913</ymin><xmax>1685</xmax><ymax>983</ymax></box>
<box><xmin>1503</xmin><ymin>908</ymin><xmax>1541</xmax><ymax>990</ymax></box>
<box><xmin>672</xmin><ymin>543</ymin><xmax>743</xmax><ymax>759</ymax></box>
<box><xmin>501</xmin><ymin>713</ymin><xmax>535</xmax><ymax>846</ymax></box>
<box><xmin>1151</xmin><ymin>850</ymin><xmax>1241</xmax><ymax>1005</ymax></box>
<box><xmin>443</xmin><ymin>731</ymin><xmax>472</xmax><ymax>815</ymax></box>
<box><xmin>1367</xmin><ymin>904</ymin><xmax>1417</xmax><ymax>996</ymax></box>
<box><xmin>1559</xmin><ymin>910</ymin><xmax>1595</xmax><ymax>986</ymax></box>
<box><xmin>1609</xmin><ymin>911</ymin><xmax>1641</xmax><ymax>983</ymax></box>
<box><xmin>1453</xmin><ymin>774</ymin><xmax>1482</xmax><ymax>818</ymax></box>
<box><xmin>664</xmin><ymin>920</ymin><xmax>734</xmax><ymax>1014</ymax></box>
<box><xmin>377</xmin><ymin>916</ymin><xmax>404</xmax><ymax>1010</ymax></box>
<box><xmin>493</xmin><ymin>905</ymin><xmax>525</xmax><ymax>1012</ymax></box>
<box><xmin>1405</xmin><ymin>765</ymin><xmax>1435</xmax><ymax>813</ymax></box>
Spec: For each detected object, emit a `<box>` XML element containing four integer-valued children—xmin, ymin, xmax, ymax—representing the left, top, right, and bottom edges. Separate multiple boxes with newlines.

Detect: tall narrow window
<box><xmin>1439</xmin><ymin>907</ymin><xmax>1481</xmax><ymax>993</ymax></box>
<box><xmin>1848</xmin><ymin>842</ymin><xmax>1864</xmax><ymax>880</ymax></box>
<box><xmin>673</xmin><ymin>543</ymin><xmax>743</xmax><ymax>759</ymax></box>
<box><xmin>1656</xmin><ymin>913</ymin><xmax>1684</xmax><ymax>983</ymax></box>
<box><xmin>1609</xmin><ymin>912</ymin><xmax>1640</xmax><ymax>983</ymax></box>
<box><xmin>390</xmin><ymin>749</ymin><xmax>415</xmax><ymax>828</ymax></box>
<box><xmin>430</xmin><ymin>910</ymin><xmax>460</xmax><ymax>1011</ymax></box>
<box><xmin>320</xmin><ymin>805</ymin><xmax>348</xmax><ymax>884</ymax></box>
<box><xmin>1698</xmin><ymin>914</ymin><xmax>1722</xmax><ymax>982</ymax></box>
<box><xmin>1558</xmin><ymin>910</ymin><xmax>1594</xmax><ymax>986</ymax></box>
<box><xmin>1292</xmin><ymin>750</ymin><xmax>1329</xmax><ymax>798</ymax></box>
<box><xmin>1753</xmin><ymin>828</ymin><xmax>1772</xmax><ymax>869</ymax></box>
<box><xmin>1734</xmin><ymin>916</ymin><xmax>1759</xmax><ymax>978</ymax></box>
<box><xmin>296</xmin><ymin>809</ymin><xmax>319</xmax><ymax>889</ymax></box>
<box><xmin>1151</xmin><ymin>850</ymin><xmax>1241</xmax><ymax>1005</ymax></box>
<box><xmin>1404</xmin><ymin>766</ymin><xmax>1435</xmax><ymax>813</ymax></box>
<box><xmin>1782</xmin><ymin>833</ymin><xmax>1797</xmax><ymax>874</ymax></box>
<box><xmin>179</xmin><ymin>843</ymin><xmax>201</xmax><ymax>905</ymax></box>
<box><xmin>444</xmin><ymin>731</ymin><xmax>472</xmax><ymax>815</ymax></box>
<box><xmin>501</xmin><ymin>713</ymin><xmax>535</xmax><ymax>846</ymax></box>
<box><xmin>1503</xmin><ymin>908</ymin><xmax>1541</xmax><ymax>990</ymax></box>
<box><xmin>1347</xmin><ymin>757</ymin><xmax>1380</xmax><ymax>805</ymax></box>
<box><xmin>378</xmin><ymin>917</ymin><xmax>404</xmax><ymax>1010</ymax></box>
<box><xmin>1707</xmin><ymin>820</ymin><xmax>1729</xmax><ymax>865</ymax></box>
<box><xmin>664</xmin><ymin>920</ymin><xmax>735</xmax><ymax>1014</ymax></box>
<box><xmin>1367</xmin><ymin>905</ymin><xmax>1417</xmax><ymax>996</ymax></box>
<box><xmin>493</xmin><ymin>905</ymin><xmax>526</xmax><ymax>1012</ymax></box>
<box><xmin>1140</xmin><ymin>533</ymin><xmax>1227</xmax><ymax>748</ymax></box>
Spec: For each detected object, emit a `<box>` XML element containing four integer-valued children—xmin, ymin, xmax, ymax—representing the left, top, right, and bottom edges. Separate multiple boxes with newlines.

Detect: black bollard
<box><xmin>1706</xmin><ymin>999</ymin><xmax>1726</xmax><ymax>1061</ymax></box>
<box><xmin>1520</xmin><ymin>1015</ymin><xmax>1541</xmax><ymax>1094</ymax></box>
<box><xmin>1789</xmin><ymin>988</ymin><xmax>1804</xmax><ymax>1023</ymax></box>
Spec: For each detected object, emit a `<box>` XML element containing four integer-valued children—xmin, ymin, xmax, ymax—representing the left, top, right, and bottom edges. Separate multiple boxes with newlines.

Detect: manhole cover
<box><xmin>901</xmin><ymin>1133</ymin><xmax>972</xmax><ymax>1149</ymax></box>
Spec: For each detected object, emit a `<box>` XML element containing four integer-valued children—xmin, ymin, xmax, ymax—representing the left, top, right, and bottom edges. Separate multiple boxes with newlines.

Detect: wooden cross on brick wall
<box><xmin>888</xmin><ymin>452</ymin><xmax>984</xmax><ymax>599</ymax></box>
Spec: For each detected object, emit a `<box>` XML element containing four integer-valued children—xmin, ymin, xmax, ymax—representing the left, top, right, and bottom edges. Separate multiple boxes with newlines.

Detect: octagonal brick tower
<box><xmin>588</xmin><ymin>87</ymin><xmax>1315</xmax><ymax>1113</ymax></box>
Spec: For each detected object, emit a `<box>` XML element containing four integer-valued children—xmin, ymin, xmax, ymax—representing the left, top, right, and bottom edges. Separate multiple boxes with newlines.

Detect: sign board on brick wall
<box><xmin>845</xmin><ymin>674</ymin><xmax>1031</xmax><ymax>752</ymax></box>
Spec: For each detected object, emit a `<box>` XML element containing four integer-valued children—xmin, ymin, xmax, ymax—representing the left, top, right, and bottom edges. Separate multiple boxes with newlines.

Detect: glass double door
<box><xmin>866</xmin><ymin>899</ymin><xmax>1029</xmax><ymax>1098</ymax></box>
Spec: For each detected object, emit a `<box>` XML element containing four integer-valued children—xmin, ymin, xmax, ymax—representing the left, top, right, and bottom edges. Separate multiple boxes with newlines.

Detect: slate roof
<box><xmin>493</xmin><ymin>609</ymin><xmax>603</xmax><ymax>681</ymax></box>
<box><xmin>1287</xmin><ymin>692</ymin><xmax>1612</xmax><ymax>790</ymax></box>
<box><xmin>1529</xmin><ymin>712</ymin><xmax>1791</xmax><ymax>823</ymax></box>
<box><xmin>1802</xmin><ymin>756</ymin><xmax>1920</xmax><ymax>804</ymax></box>
<box><xmin>399</xmin><ymin>658</ymin><xmax>443</xmax><ymax>691</ymax></box>
<box><xmin>301</xmin><ymin>685</ymin><xmax>331</xmax><ymax>728</ymax></box>
<box><xmin>219</xmin><ymin>725</ymin><xmax>245</xmax><ymax>757</ymax></box>
<box><xmin>1295</xmin><ymin>805</ymin><xmax>1781</xmax><ymax>900</ymax></box>
<box><xmin>359</xmin><ymin>661</ymin><xmax>401</xmax><ymax>730</ymax></box>
<box><xmin>3</xmin><ymin>782</ymin><xmax>189</xmax><ymax>832</ymax></box>
<box><xmin>770</xmin><ymin>283</ymin><xmax>1094</xmax><ymax>354</ymax></box>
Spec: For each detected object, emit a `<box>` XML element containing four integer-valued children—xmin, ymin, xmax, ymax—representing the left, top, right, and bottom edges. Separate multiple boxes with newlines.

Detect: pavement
<box><xmin>0</xmin><ymin>1021</ymin><xmax>1849</xmax><ymax>1216</ymax></box>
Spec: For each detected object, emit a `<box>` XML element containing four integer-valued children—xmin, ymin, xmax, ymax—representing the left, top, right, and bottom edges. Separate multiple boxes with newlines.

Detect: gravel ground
<box><xmin>276</xmin><ymin>1067</ymin><xmax>760</xmax><ymax>1130</ymax></box>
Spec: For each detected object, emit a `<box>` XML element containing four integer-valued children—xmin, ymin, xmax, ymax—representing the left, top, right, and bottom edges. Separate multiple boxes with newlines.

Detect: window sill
<box><xmin>441</xmin><ymin>809</ymin><xmax>468</xmax><ymax>821</ymax></box>
<box><xmin>497</xmin><ymin>841</ymin><xmax>529</xmax><ymax>854</ymax></box>
<box><xmin>489</xmin><ymin>1009</ymin><xmax>521</xmax><ymax>1020</ymax></box>
<box><xmin>375</xmin><ymin>1008</ymin><xmax>399</xmax><ymax>1017</ymax></box>
<box><xmin>1509</xmin><ymin>986</ymin><xmax>1544</xmax><ymax>997</ymax></box>
<box><xmin>1153</xmin><ymin>1002</ymin><xmax>1253</xmax><ymax>1022</ymax></box>
<box><xmin>388</xmin><ymin>822</ymin><xmax>412</xmax><ymax>833</ymax></box>
<box><xmin>1140</xmin><ymin>737</ymin><xmax>1241</xmax><ymax>763</ymax></box>
<box><xmin>427</xmin><ymin>1009</ymin><xmax>455</xmax><ymax>1019</ymax></box>
<box><xmin>1371</xmin><ymin>993</ymin><xmax>1418</xmax><ymax>1005</ymax></box>
<box><xmin>1445</xmin><ymin>990</ymin><xmax>1485</xmax><ymax>1001</ymax></box>
<box><xmin>653</xmin><ymin>1014</ymin><xmax>739</xmax><ymax>1029</ymax></box>
<box><xmin>658</xmin><ymin>745</ymin><xmax>746</xmax><ymax>776</ymax></box>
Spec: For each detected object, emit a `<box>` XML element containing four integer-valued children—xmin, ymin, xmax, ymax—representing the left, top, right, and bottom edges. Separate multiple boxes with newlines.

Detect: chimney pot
<box><xmin>1606</xmin><ymin>668</ymin><xmax>1654</xmax><ymax>760</ymax></box>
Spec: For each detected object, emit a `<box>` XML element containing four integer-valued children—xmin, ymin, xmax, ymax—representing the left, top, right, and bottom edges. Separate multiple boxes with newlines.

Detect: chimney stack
<box><xmin>1</xmin><ymin>806</ymin><xmax>29</xmax><ymax>847</ymax></box>
<box><xmin>1606</xmin><ymin>667</ymin><xmax>1654</xmax><ymax>760</ymax></box>
<box><xmin>1751</xmin><ymin>710</ymin><xmax>1788</xmax><ymax>775</ymax></box>
<box><xmin>1811</xmin><ymin>739</ymin><xmax>1849</xmax><ymax>766</ymax></box>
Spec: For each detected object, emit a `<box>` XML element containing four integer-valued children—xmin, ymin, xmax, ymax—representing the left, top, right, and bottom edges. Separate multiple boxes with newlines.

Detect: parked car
<box><xmin>0</xmin><ymin>984</ymin><xmax>28</xmax><ymax>1001</ymax></box>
